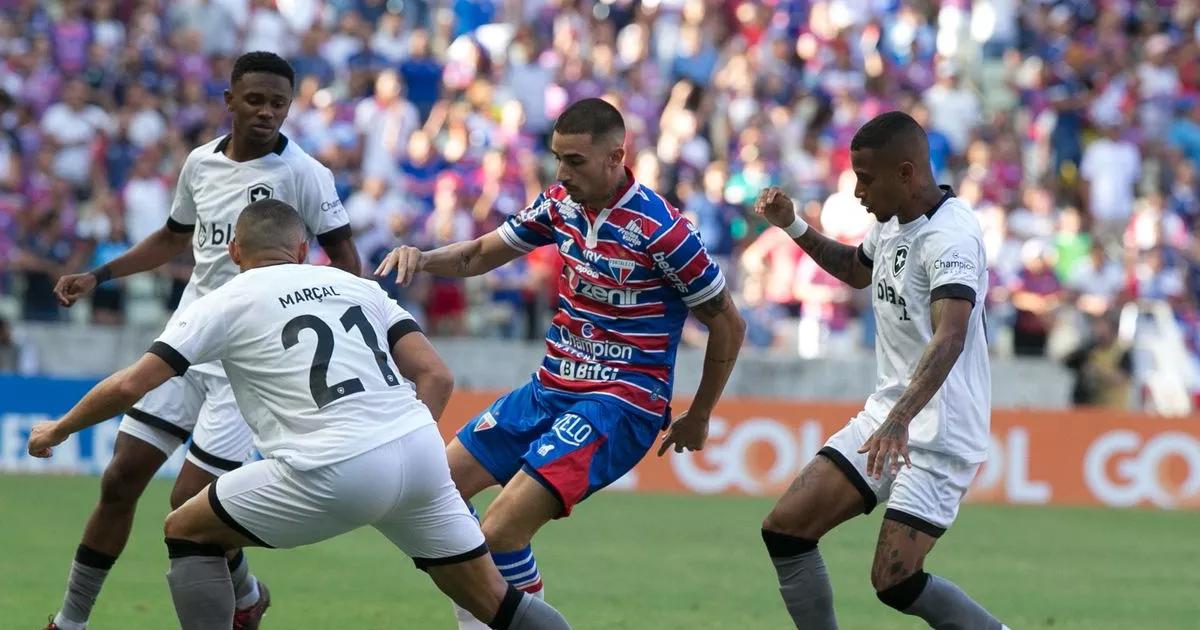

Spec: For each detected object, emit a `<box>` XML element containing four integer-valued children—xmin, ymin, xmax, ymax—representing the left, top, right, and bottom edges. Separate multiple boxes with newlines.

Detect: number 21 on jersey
<box><xmin>282</xmin><ymin>305</ymin><xmax>399</xmax><ymax>408</ymax></box>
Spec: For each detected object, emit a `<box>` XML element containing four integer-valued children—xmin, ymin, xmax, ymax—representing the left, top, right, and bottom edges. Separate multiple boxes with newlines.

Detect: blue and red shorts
<box><xmin>456</xmin><ymin>377</ymin><xmax>664</xmax><ymax>516</ymax></box>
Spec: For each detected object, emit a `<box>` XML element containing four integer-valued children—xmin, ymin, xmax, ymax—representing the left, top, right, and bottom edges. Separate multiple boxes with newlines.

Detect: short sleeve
<box><xmin>646</xmin><ymin>216</ymin><xmax>726</xmax><ymax>307</ymax></box>
<box><xmin>150</xmin><ymin>294</ymin><xmax>229</xmax><ymax>375</ymax></box>
<box><xmin>167</xmin><ymin>155</ymin><xmax>198</xmax><ymax>231</ymax></box>
<box><xmin>857</xmin><ymin>222</ymin><xmax>881</xmax><ymax>268</ymax></box>
<box><xmin>923</xmin><ymin>228</ymin><xmax>984</xmax><ymax>306</ymax></box>
<box><xmin>296</xmin><ymin>160</ymin><xmax>351</xmax><ymax>242</ymax></box>
<box><xmin>497</xmin><ymin>191</ymin><xmax>557</xmax><ymax>252</ymax></box>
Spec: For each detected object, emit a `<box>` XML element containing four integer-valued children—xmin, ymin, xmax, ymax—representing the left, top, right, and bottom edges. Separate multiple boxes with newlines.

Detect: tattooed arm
<box><xmin>793</xmin><ymin>228</ymin><xmax>873</xmax><ymax>289</ymax></box>
<box><xmin>658</xmin><ymin>286</ymin><xmax>746</xmax><ymax>456</ymax></box>
<box><xmin>887</xmin><ymin>297</ymin><xmax>971</xmax><ymax>425</ymax></box>
<box><xmin>688</xmin><ymin>287</ymin><xmax>746</xmax><ymax>416</ymax></box>
<box><xmin>858</xmin><ymin>297</ymin><xmax>972</xmax><ymax>477</ymax></box>
<box><xmin>755</xmin><ymin>187</ymin><xmax>872</xmax><ymax>289</ymax></box>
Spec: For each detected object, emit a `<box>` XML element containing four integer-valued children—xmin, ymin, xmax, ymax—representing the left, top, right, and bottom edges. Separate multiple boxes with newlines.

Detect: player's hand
<box><xmin>27</xmin><ymin>421</ymin><xmax>66</xmax><ymax>458</ymax></box>
<box><xmin>54</xmin><ymin>272</ymin><xmax>98</xmax><ymax>307</ymax></box>
<box><xmin>754</xmin><ymin>187</ymin><xmax>797</xmax><ymax>229</ymax></box>
<box><xmin>657</xmin><ymin>409</ymin><xmax>709</xmax><ymax>456</ymax></box>
<box><xmin>858</xmin><ymin>417</ymin><xmax>912</xmax><ymax>479</ymax></box>
<box><xmin>373</xmin><ymin>245</ymin><xmax>425</xmax><ymax>286</ymax></box>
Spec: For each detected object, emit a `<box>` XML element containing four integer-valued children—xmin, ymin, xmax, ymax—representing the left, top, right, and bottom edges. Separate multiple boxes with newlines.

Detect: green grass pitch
<box><xmin>1</xmin><ymin>474</ymin><xmax>1197</xmax><ymax>628</ymax></box>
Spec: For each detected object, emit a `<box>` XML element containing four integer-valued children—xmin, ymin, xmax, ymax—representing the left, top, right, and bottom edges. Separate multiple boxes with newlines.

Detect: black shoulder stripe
<box><xmin>316</xmin><ymin>224</ymin><xmax>353</xmax><ymax>247</ymax></box>
<box><xmin>166</xmin><ymin>218</ymin><xmax>195</xmax><ymax>234</ymax></box>
<box><xmin>387</xmin><ymin>319</ymin><xmax>423</xmax><ymax>348</ymax></box>
<box><xmin>147</xmin><ymin>341</ymin><xmax>190</xmax><ymax>376</ymax></box>
<box><xmin>930</xmin><ymin>283</ymin><xmax>976</xmax><ymax>306</ymax></box>
<box><xmin>856</xmin><ymin>244</ymin><xmax>874</xmax><ymax>268</ymax></box>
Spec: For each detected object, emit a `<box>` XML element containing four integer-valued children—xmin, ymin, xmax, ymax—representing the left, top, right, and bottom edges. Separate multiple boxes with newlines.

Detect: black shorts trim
<box><xmin>147</xmin><ymin>341</ymin><xmax>191</xmax><ymax>376</ymax></box>
<box><xmin>856</xmin><ymin>245</ymin><xmax>873</xmax><ymax>268</ymax></box>
<box><xmin>519</xmin><ymin>463</ymin><xmax>568</xmax><ymax>517</ymax></box>
<box><xmin>188</xmin><ymin>441</ymin><xmax>243</xmax><ymax>472</ymax></box>
<box><xmin>412</xmin><ymin>542</ymin><xmax>490</xmax><ymax>570</ymax></box>
<box><xmin>930</xmin><ymin>283</ymin><xmax>976</xmax><ymax>306</ymax></box>
<box><xmin>126</xmin><ymin>407</ymin><xmax>191</xmax><ymax>441</ymax></box>
<box><xmin>817</xmin><ymin>446</ymin><xmax>877</xmax><ymax>514</ymax></box>
<box><xmin>207</xmin><ymin>483</ymin><xmax>274</xmax><ymax>548</ymax></box>
<box><xmin>883</xmin><ymin>508</ymin><xmax>947</xmax><ymax>538</ymax></box>
<box><xmin>387</xmin><ymin>319</ymin><xmax>423</xmax><ymax>348</ymax></box>
<box><xmin>316</xmin><ymin>224</ymin><xmax>353</xmax><ymax>248</ymax></box>
<box><xmin>166</xmin><ymin>217</ymin><xmax>195</xmax><ymax>233</ymax></box>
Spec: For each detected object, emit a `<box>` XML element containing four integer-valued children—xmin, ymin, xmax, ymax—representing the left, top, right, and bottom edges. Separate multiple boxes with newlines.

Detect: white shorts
<box><xmin>209</xmin><ymin>424</ymin><xmax>487</xmax><ymax>566</ymax></box>
<box><xmin>821</xmin><ymin>411</ymin><xmax>980</xmax><ymax>537</ymax></box>
<box><xmin>118</xmin><ymin>368</ymin><xmax>255</xmax><ymax>476</ymax></box>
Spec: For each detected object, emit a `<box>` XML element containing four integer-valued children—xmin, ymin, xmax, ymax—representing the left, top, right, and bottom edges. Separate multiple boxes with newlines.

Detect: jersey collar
<box><xmin>582</xmin><ymin>167</ymin><xmax>639</xmax><ymax>249</ymax></box>
<box><xmin>924</xmin><ymin>185</ymin><xmax>955</xmax><ymax>219</ymax></box>
<box><xmin>214</xmin><ymin>133</ymin><xmax>290</xmax><ymax>157</ymax></box>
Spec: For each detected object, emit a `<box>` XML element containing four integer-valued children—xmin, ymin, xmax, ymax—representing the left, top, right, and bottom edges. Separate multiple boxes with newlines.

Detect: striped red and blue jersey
<box><xmin>497</xmin><ymin>169</ymin><xmax>726</xmax><ymax>422</ymax></box>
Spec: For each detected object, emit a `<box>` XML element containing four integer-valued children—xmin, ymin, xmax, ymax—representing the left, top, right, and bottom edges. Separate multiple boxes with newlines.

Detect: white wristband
<box><xmin>782</xmin><ymin>216</ymin><xmax>809</xmax><ymax>239</ymax></box>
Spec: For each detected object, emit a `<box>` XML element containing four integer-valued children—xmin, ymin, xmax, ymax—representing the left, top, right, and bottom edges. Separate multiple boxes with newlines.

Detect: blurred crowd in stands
<box><xmin>3</xmin><ymin>0</ymin><xmax>1200</xmax><ymax>406</ymax></box>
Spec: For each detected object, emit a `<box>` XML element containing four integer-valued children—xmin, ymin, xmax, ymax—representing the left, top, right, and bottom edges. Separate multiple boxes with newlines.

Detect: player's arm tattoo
<box><xmin>687</xmin><ymin>286</ymin><xmax>746</xmax><ymax>414</ymax></box>
<box><xmin>887</xmin><ymin>298</ymin><xmax>971</xmax><ymax>425</ymax></box>
<box><xmin>794</xmin><ymin>229</ymin><xmax>872</xmax><ymax>289</ymax></box>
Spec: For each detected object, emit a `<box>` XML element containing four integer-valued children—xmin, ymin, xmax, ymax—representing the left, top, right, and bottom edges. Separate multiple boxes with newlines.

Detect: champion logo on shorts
<box><xmin>475</xmin><ymin>412</ymin><xmax>497</xmax><ymax>432</ymax></box>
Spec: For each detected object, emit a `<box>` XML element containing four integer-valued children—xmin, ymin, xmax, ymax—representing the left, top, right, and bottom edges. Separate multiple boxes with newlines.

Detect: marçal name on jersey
<box><xmin>278</xmin><ymin>285</ymin><xmax>343</xmax><ymax>308</ymax></box>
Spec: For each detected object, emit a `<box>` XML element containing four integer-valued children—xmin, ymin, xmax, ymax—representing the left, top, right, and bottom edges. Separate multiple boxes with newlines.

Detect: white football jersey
<box><xmin>152</xmin><ymin>264</ymin><xmax>433</xmax><ymax>471</ymax></box>
<box><xmin>166</xmin><ymin>135</ymin><xmax>351</xmax><ymax>376</ymax></box>
<box><xmin>857</xmin><ymin>188</ymin><xmax>991</xmax><ymax>463</ymax></box>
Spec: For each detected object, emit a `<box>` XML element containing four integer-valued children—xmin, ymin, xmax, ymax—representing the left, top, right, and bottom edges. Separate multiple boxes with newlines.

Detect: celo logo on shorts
<box><xmin>552</xmin><ymin>413</ymin><xmax>593</xmax><ymax>447</ymax></box>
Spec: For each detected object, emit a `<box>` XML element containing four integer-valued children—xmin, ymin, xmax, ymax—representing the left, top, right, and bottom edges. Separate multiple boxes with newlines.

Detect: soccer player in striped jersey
<box><xmin>375</xmin><ymin>98</ymin><xmax>746</xmax><ymax>628</ymax></box>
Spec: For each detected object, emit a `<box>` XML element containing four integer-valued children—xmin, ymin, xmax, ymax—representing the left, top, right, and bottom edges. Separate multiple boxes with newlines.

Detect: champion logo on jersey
<box><xmin>609</xmin><ymin>258</ymin><xmax>636</xmax><ymax>284</ymax></box>
<box><xmin>474</xmin><ymin>412</ymin><xmax>498</xmax><ymax>432</ymax></box>
<box><xmin>893</xmin><ymin>245</ymin><xmax>909</xmax><ymax>276</ymax></box>
<box><xmin>248</xmin><ymin>183</ymin><xmax>274</xmax><ymax>204</ymax></box>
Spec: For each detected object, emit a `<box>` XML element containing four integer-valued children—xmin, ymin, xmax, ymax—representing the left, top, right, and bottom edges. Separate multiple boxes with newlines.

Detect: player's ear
<box><xmin>297</xmin><ymin>240</ymin><xmax>310</xmax><ymax>263</ymax></box>
<box><xmin>229</xmin><ymin>239</ymin><xmax>242</xmax><ymax>266</ymax></box>
<box><xmin>223</xmin><ymin>89</ymin><xmax>234</xmax><ymax>113</ymax></box>
<box><xmin>899</xmin><ymin>160</ymin><xmax>914</xmax><ymax>184</ymax></box>
<box><xmin>610</xmin><ymin>145</ymin><xmax>626</xmax><ymax>168</ymax></box>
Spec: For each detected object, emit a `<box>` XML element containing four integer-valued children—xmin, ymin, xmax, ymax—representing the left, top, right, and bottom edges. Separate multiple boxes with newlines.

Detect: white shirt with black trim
<box><xmin>856</xmin><ymin>189</ymin><xmax>991</xmax><ymax>462</ymax></box>
<box><xmin>151</xmin><ymin>264</ymin><xmax>432</xmax><ymax>471</ymax></box>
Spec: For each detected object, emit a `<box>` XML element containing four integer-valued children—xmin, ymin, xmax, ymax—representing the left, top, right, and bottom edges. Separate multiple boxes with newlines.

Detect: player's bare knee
<box><xmin>762</xmin><ymin>507</ymin><xmax>821</xmax><ymax>542</ymax></box>
<box><xmin>162</xmin><ymin>508</ymin><xmax>192</xmax><ymax>541</ymax></box>
<box><xmin>98</xmin><ymin>458</ymin><xmax>150</xmax><ymax>509</ymax></box>
<box><xmin>480</xmin><ymin>516</ymin><xmax>530</xmax><ymax>552</ymax></box>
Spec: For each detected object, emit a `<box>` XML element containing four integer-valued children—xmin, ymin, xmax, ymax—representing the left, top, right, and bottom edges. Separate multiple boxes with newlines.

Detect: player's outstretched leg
<box><xmin>445</xmin><ymin>439</ymin><xmax>556</xmax><ymax>629</ymax></box>
<box><xmin>50</xmin><ymin>433</ymin><xmax>169</xmax><ymax>630</ymax></box>
<box><xmin>171</xmin><ymin>459</ymin><xmax>269</xmax><ymax>628</ymax></box>
<box><xmin>760</xmin><ymin>454</ymin><xmax>869</xmax><ymax>630</ymax></box>
<box><xmin>161</xmin><ymin>482</ymin><xmax>263</xmax><ymax>630</ymax></box>
<box><xmin>427</xmin><ymin>555</ymin><xmax>570</xmax><ymax>630</ymax></box>
<box><xmin>872</xmin><ymin>517</ymin><xmax>1003</xmax><ymax>629</ymax></box>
